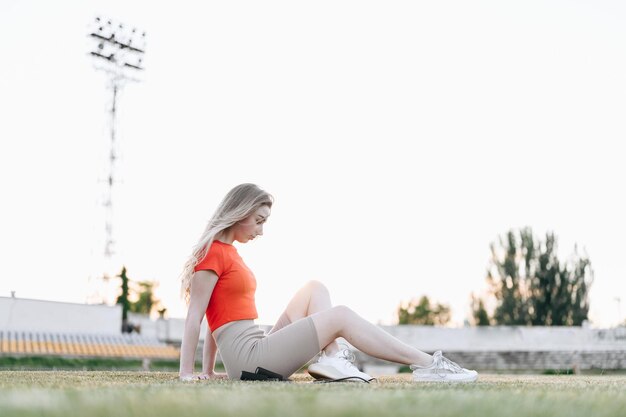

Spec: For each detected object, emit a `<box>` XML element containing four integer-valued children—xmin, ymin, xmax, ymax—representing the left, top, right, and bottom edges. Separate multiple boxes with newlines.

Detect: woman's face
<box><xmin>233</xmin><ymin>205</ymin><xmax>271</xmax><ymax>243</ymax></box>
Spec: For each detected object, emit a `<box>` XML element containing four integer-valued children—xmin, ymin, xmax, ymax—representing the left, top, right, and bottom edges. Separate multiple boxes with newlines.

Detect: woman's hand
<box><xmin>179</xmin><ymin>373</ymin><xmax>200</xmax><ymax>381</ymax></box>
<box><xmin>180</xmin><ymin>372</ymin><xmax>227</xmax><ymax>381</ymax></box>
<box><xmin>198</xmin><ymin>371</ymin><xmax>228</xmax><ymax>380</ymax></box>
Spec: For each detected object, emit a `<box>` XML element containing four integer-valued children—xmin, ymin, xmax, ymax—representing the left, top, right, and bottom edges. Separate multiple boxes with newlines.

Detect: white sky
<box><xmin>1</xmin><ymin>0</ymin><xmax>625</xmax><ymax>328</ymax></box>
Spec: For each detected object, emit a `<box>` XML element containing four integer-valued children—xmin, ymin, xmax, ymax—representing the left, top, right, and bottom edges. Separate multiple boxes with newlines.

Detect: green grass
<box><xmin>0</xmin><ymin>371</ymin><xmax>625</xmax><ymax>417</ymax></box>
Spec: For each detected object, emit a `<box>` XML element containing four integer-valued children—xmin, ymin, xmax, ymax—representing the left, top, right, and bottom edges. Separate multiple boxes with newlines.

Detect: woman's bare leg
<box><xmin>268</xmin><ymin>280</ymin><xmax>341</xmax><ymax>356</ymax></box>
<box><xmin>310</xmin><ymin>305</ymin><xmax>433</xmax><ymax>366</ymax></box>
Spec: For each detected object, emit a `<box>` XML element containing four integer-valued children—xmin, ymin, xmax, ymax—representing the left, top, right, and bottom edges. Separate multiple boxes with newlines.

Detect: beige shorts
<box><xmin>213</xmin><ymin>317</ymin><xmax>321</xmax><ymax>380</ymax></box>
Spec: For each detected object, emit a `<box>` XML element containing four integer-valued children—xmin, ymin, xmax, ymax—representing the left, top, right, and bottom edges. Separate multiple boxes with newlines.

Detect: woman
<box><xmin>178</xmin><ymin>183</ymin><xmax>477</xmax><ymax>382</ymax></box>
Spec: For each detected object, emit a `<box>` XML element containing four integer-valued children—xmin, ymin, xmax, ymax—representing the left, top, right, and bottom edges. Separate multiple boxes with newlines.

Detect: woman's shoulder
<box><xmin>195</xmin><ymin>240</ymin><xmax>233</xmax><ymax>273</ymax></box>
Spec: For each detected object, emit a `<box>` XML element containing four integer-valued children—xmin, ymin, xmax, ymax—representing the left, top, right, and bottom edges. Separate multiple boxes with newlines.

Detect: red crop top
<box><xmin>194</xmin><ymin>240</ymin><xmax>258</xmax><ymax>331</ymax></box>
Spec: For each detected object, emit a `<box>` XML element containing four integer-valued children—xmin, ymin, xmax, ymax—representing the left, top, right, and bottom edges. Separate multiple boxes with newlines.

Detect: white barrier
<box><xmin>0</xmin><ymin>296</ymin><xmax>121</xmax><ymax>334</ymax></box>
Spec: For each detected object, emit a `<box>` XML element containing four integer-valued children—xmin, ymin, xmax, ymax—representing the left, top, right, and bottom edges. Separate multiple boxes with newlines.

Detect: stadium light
<box><xmin>87</xmin><ymin>16</ymin><xmax>147</xmax><ymax>282</ymax></box>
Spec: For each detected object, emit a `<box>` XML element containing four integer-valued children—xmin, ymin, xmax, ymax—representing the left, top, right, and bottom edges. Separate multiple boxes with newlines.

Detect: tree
<box><xmin>471</xmin><ymin>293</ymin><xmax>490</xmax><ymax>326</ymax></box>
<box><xmin>129</xmin><ymin>281</ymin><xmax>160</xmax><ymax>315</ymax></box>
<box><xmin>397</xmin><ymin>295</ymin><xmax>451</xmax><ymax>325</ymax></box>
<box><xmin>115</xmin><ymin>267</ymin><xmax>165</xmax><ymax>333</ymax></box>
<box><xmin>475</xmin><ymin>227</ymin><xmax>593</xmax><ymax>326</ymax></box>
<box><xmin>115</xmin><ymin>266</ymin><xmax>132</xmax><ymax>333</ymax></box>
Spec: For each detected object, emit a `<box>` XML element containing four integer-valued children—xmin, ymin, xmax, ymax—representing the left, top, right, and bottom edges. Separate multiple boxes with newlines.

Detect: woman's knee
<box><xmin>305</xmin><ymin>279</ymin><xmax>329</xmax><ymax>294</ymax></box>
<box><xmin>330</xmin><ymin>305</ymin><xmax>355</xmax><ymax>321</ymax></box>
<box><xmin>311</xmin><ymin>305</ymin><xmax>353</xmax><ymax>343</ymax></box>
<box><xmin>311</xmin><ymin>305</ymin><xmax>353</xmax><ymax>328</ymax></box>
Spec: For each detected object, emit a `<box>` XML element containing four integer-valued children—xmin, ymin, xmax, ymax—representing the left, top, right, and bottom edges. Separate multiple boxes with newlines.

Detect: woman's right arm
<box><xmin>179</xmin><ymin>270</ymin><xmax>218</xmax><ymax>379</ymax></box>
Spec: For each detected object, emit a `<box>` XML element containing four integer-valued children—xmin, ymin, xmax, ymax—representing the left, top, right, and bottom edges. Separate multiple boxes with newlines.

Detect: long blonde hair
<box><xmin>179</xmin><ymin>183</ymin><xmax>273</xmax><ymax>304</ymax></box>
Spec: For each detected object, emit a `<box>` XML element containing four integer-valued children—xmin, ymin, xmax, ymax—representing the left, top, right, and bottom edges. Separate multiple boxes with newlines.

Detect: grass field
<box><xmin>1</xmin><ymin>371</ymin><xmax>625</xmax><ymax>417</ymax></box>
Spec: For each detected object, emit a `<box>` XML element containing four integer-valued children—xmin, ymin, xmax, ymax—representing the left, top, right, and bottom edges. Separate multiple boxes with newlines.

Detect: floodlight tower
<box><xmin>87</xmin><ymin>16</ymin><xmax>146</xmax><ymax>283</ymax></box>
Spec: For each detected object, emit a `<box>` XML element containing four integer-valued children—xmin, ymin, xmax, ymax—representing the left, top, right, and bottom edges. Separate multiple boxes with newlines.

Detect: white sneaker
<box><xmin>411</xmin><ymin>351</ymin><xmax>478</xmax><ymax>382</ymax></box>
<box><xmin>307</xmin><ymin>348</ymin><xmax>374</xmax><ymax>382</ymax></box>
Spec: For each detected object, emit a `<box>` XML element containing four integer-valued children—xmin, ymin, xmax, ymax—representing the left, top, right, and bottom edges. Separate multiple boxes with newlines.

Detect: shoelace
<box><xmin>337</xmin><ymin>348</ymin><xmax>357</xmax><ymax>369</ymax></box>
<box><xmin>410</xmin><ymin>352</ymin><xmax>465</xmax><ymax>377</ymax></box>
<box><xmin>434</xmin><ymin>353</ymin><xmax>464</xmax><ymax>374</ymax></box>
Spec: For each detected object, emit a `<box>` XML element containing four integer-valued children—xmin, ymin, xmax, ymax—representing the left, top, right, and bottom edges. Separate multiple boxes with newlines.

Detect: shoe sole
<box><xmin>307</xmin><ymin>364</ymin><xmax>371</xmax><ymax>382</ymax></box>
<box><xmin>412</xmin><ymin>373</ymin><xmax>478</xmax><ymax>383</ymax></box>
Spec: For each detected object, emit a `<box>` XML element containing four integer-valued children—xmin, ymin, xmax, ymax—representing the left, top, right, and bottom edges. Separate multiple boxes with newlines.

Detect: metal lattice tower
<box><xmin>87</xmin><ymin>16</ymin><xmax>146</xmax><ymax>281</ymax></box>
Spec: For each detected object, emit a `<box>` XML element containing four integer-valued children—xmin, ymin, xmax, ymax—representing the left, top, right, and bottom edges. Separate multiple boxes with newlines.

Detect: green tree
<box><xmin>478</xmin><ymin>227</ymin><xmax>593</xmax><ymax>326</ymax></box>
<box><xmin>115</xmin><ymin>267</ymin><xmax>165</xmax><ymax>333</ymax></box>
<box><xmin>397</xmin><ymin>295</ymin><xmax>451</xmax><ymax>325</ymax></box>
<box><xmin>471</xmin><ymin>293</ymin><xmax>490</xmax><ymax>326</ymax></box>
<box><xmin>115</xmin><ymin>266</ymin><xmax>131</xmax><ymax>332</ymax></box>
<box><xmin>128</xmin><ymin>281</ymin><xmax>160</xmax><ymax>315</ymax></box>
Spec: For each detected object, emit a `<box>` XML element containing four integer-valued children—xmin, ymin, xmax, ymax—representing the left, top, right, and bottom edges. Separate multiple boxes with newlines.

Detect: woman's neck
<box><xmin>216</xmin><ymin>230</ymin><xmax>235</xmax><ymax>245</ymax></box>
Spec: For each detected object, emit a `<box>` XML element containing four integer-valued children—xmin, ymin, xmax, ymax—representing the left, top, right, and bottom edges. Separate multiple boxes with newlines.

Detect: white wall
<box><xmin>126</xmin><ymin>313</ymin><xmax>208</xmax><ymax>341</ymax></box>
<box><xmin>376</xmin><ymin>324</ymin><xmax>626</xmax><ymax>352</ymax></box>
<box><xmin>0</xmin><ymin>296</ymin><xmax>121</xmax><ymax>334</ymax></box>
